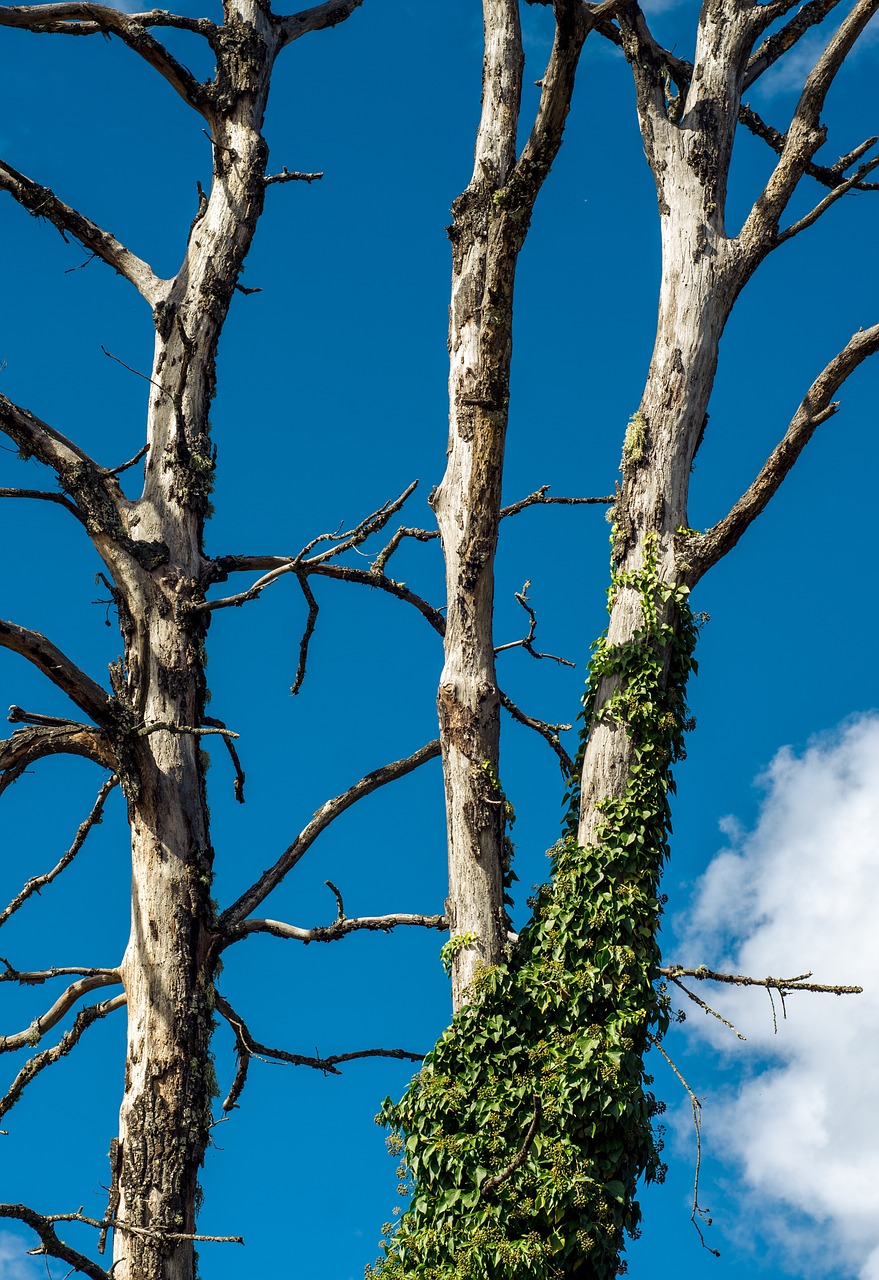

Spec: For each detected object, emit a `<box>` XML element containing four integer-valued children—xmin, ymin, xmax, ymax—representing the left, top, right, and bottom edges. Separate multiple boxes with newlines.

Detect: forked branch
<box><xmin>0</xmin><ymin>1203</ymin><xmax>110</xmax><ymax>1280</ymax></box>
<box><xmin>218</xmin><ymin>740</ymin><xmax>441</xmax><ymax>930</ymax></box>
<box><xmin>0</xmin><ymin>992</ymin><xmax>125</xmax><ymax>1121</ymax></box>
<box><xmin>216</xmin><ymin>993</ymin><xmax>423</xmax><ymax>1113</ymax></box>
<box><xmin>0</xmin><ymin>971</ymin><xmax>121</xmax><ymax>1053</ymax></box>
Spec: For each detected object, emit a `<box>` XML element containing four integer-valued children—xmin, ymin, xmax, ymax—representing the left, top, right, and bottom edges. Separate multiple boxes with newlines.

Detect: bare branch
<box><xmin>777</xmin><ymin>152</ymin><xmax>879</xmax><ymax>241</ymax></box>
<box><xmin>0</xmin><ymin>5</ymin><xmax>212</xmax><ymax>115</ymax></box>
<box><xmin>264</xmin><ymin>168</ymin><xmax>324</xmax><ymax>186</ymax></box>
<box><xmin>0</xmin><ymin>972</ymin><xmax>121</xmax><ymax>1054</ymax></box>
<box><xmin>0</xmin><ymin>720</ymin><xmax>116</xmax><ymax>796</ymax></box>
<box><xmin>745</xmin><ymin>0</ymin><xmax>846</xmax><ymax>84</ymax></box>
<box><xmin>495</xmin><ymin>581</ymin><xmax>575</xmax><ymax>667</ymax></box>
<box><xmin>0</xmin><ymin>389</ymin><xmax>105</xmax><ymax>484</ymax></box>
<box><xmin>499</xmin><ymin>690</ymin><xmax>573</xmax><ymax>776</ymax></box>
<box><xmin>0</xmin><ymin>776</ymin><xmax>118</xmax><ymax>928</ymax></box>
<box><xmin>218</xmin><ymin>740</ymin><xmax>441</xmax><ymax>929</ymax></box>
<box><xmin>0</xmin><ymin>486</ymin><xmax>83</xmax><ymax>521</ymax></box>
<box><xmin>0</xmin><ymin>963</ymin><xmax>119</xmax><ymax>984</ymax></box>
<box><xmin>0</xmin><ymin>1203</ymin><xmax>110</xmax><ymax>1280</ymax></box>
<box><xmin>0</xmin><ymin>157</ymin><xmax>165</xmax><ymax>304</ymax></box>
<box><xmin>649</xmin><ymin>1035</ymin><xmax>719</xmax><ymax>1258</ymax></box>
<box><xmin>738</xmin><ymin>104</ymin><xmax>879</xmax><ymax>193</ymax></box>
<box><xmin>203</xmin><ymin>716</ymin><xmax>246</xmax><ymax>803</ymax></box>
<box><xmin>499</xmin><ymin>484</ymin><xmax>615</xmax><ymax>519</ymax></box>
<box><xmin>216</xmin><ymin>995</ymin><xmax>423</xmax><ymax>1100</ymax></box>
<box><xmin>370</xmin><ymin>523</ymin><xmax>438</xmax><ymax>575</ymax></box>
<box><xmin>136</xmin><ymin>721</ymin><xmax>239</xmax><ymax>739</ymax></box>
<box><xmin>739</xmin><ymin>0</ymin><xmax>879</xmax><ymax>252</ymax></box>
<box><xmin>658</xmin><ymin>963</ymin><xmax>863</xmax><ymax>997</ymax></box>
<box><xmin>0</xmin><ymin>618</ymin><xmax>114</xmax><ymax>727</ymax></box>
<box><xmin>276</xmin><ymin>0</ymin><xmax>364</xmax><ymax>48</ymax></box>
<box><xmin>291</xmin><ymin>574</ymin><xmax>319</xmax><ymax>695</ymax></box>
<box><xmin>0</xmin><ymin>993</ymin><xmax>125</xmax><ymax>1121</ymax></box>
<box><xmin>303</xmin><ymin>482</ymin><xmax>420</xmax><ymax>566</ymax></box>
<box><xmin>106</xmin><ymin>443</ymin><xmax>149</xmax><ymax>476</ymax></box>
<box><xmin>223</xmin><ymin>910</ymin><xmax>448</xmax><ymax>949</ymax></box>
<box><xmin>666</xmin><ymin>976</ymin><xmax>747</xmax><ymax>1040</ymax></box>
<box><xmin>684</xmin><ymin>323</ymin><xmax>879</xmax><ymax>580</ymax></box>
<box><xmin>481</xmin><ymin>1095</ymin><xmax>542</xmax><ymax>1197</ymax></box>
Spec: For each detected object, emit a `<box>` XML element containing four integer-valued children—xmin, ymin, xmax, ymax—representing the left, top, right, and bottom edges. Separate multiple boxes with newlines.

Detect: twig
<box><xmin>203</xmin><ymin>717</ymin><xmax>246</xmax><ymax>803</ymax></box>
<box><xmin>105</xmin><ymin>443</ymin><xmax>149</xmax><ymax>476</ymax></box>
<box><xmin>499</xmin><ymin>690</ymin><xmax>572</xmax><ymax>776</ymax></box>
<box><xmin>291</xmin><ymin>575</ymin><xmax>319</xmax><ymax>695</ymax></box>
<box><xmin>7</xmin><ymin>1205</ymin><xmax>242</xmax><ymax>1245</ymax></box>
<box><xmin>495</xmin><ymin>581</ymin><xmax>575</xmax><ymax>667</ymax></box>
<box><xmin>481</xmin><ymin>1095</ymin><xmax>542</xmax><ymax>1197</ymax></box>
<box><xmin>0</xmin><ymin>776</ymin><xmax>118</xmax><ymax>928</ymax></box>
<box><xmin>649</xmin><ymin>1035</ymin><xmax>719</xmax><ymax>1258</ymax></box>
<box><xmin>325</xmin><ymin>879</ymin><xmax>345</xmax><ymax>921</ymax></box>
<box><xmin>499</xmin><ymin>485</ymin><xmax>614</xmax><ymax>518</ymax></box>
<box><xmin>666</xmin><ymin>976</ymin><xmax>746</xmax><ymax>1040</ymax></box>
<box><xmin>0</xmin><ymin>963</ymin><xmax>119</xmax><ymax>985</ymax></box>
<box><xmin>264</xmin><ymin>168</ymin><xmax>324</xmax><ymax>185</ymax></box>
<box><xmin>137</xmin><ymin>722</ymin><xmax>239</xmax><ymax>739</ymax></box>
<box><xmin>101</xmin><ymin>346</ymin><xmax>170</xmax><ymax>399</ymax></box>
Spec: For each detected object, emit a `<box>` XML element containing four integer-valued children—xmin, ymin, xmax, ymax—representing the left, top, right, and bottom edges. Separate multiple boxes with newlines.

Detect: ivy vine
<box><xmin>370</xmin><ymin>535</ymin><xmax>699</xmax><ymax>1279</ymax></box>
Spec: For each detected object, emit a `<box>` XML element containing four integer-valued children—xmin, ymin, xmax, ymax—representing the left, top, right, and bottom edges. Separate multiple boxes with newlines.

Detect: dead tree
<box><xmin>373</xmin><ymin>2</ymin><xmax>877</xmax><ymax>1277</ymax></box>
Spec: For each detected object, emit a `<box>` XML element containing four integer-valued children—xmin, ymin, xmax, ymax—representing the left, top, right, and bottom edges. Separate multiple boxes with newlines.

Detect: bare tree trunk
<box><xmin>102</xmin><ymin>6</ymin><xmax>278</xmax><ymax>1274</ymax></box>
<box><xmin>435</xmin><ymin>0</ymin><xmax>592</xmax><ymax>1008</ymax></box>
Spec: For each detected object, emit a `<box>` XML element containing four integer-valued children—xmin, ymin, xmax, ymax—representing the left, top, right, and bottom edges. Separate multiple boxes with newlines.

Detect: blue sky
<box><xmin>0</xmin><ymin>1</ymin><xmax>877</xmax><ymax>1277</ymax></box>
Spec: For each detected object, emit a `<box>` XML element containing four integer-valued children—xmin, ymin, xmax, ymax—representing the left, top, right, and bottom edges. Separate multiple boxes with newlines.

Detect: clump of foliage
<box><xmin>370</xmin><ymin>537</ymin><xmax>698</xmax><ymax>1278</ymax></box>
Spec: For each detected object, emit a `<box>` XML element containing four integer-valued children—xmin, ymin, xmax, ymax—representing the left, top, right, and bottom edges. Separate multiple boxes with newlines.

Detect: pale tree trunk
<box><xmin>434</xmin><ymin>0</ymin><xmax>593</xmax><ymax>1009</ymax></box>
<box><xmin>108</xmin><ymin>9</ymin><xmax>277</xmax><ymax>1274</ymax></box>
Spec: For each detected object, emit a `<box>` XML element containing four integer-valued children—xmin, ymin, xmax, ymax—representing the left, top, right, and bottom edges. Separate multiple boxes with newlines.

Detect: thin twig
<box><xmin>105</xmin><ymin>443</ymin><xmax>149</xmax><ymax>476</ymax></box>
<box><xmin>225</xmin><ymin>910</ymin><xmax>448</xmax><ymax>948</ymax></box>
<box><xmin>499</xmin><ymin>485</ymin><xmax>614</xmax><ymax>518</ymax></box>
<box><xmin>0</xmin><ymin>776</ymin><xmax>118</xmax><ymax>928</ymax></box>
<box><xmin>666</xmin><ymin>976</ymin><xmax>746</xmax><ymax>1040</ymax></box>
<box><xmin>495</xmin><ymin>581</ymin><xmax>575</xmax><ymax>667</ymax></box>
<box><xmin>264</xmin><ymin>168</ymin><xmax>324</xmax><ymax>185</ymax></box>
<box><xmin>649</xmin><ymin>1035</ymin><xmax>720</xmax><ymax>1257</ymax></box>
<box><xmin>291</xmin><ymin>575</ymin><xmax>319</xmax><ymax>695</ymax></box>
<box><xmin>499</xmin><ymin>690</ymin><xmax>572</xmax><ymax>776</ymax></box>
<box><xmin>203</xmin><ymin>717</ymin><xmax>246</xmax><ymax>803</ymax></box>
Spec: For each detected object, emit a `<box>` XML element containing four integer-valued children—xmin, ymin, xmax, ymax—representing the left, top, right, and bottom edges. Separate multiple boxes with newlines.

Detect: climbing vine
<box><xmin>369</xmin><ymin>535</ymin><xmax>699</xmax><ymax>1279</ymax></box>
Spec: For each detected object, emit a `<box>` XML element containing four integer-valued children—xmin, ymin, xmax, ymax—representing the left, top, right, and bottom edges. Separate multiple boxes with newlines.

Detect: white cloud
<box><xmin>673</xmin><ymin>715</ymin><xmax>879</xmax><ymax>1279</ymax></box>
<box><xmin>0</xmin><ymin>1231</ymin><xmax>44</xmax><ymax>1280</ymax></box>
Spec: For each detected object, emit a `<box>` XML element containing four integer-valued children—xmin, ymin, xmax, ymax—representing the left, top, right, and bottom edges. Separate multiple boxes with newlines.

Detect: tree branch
<box><xmin>0</xmin><ymin>992</ymin><xmax>125</xmax><ymax>1121</ymax></box>
<box><xmin>499</xmin><ymin>484</ymin><xmax>615</xmax><ymax>519</ymax></box>
<box><xmin>0</xmin><ymin>776</ymin><xmax>118</xmax><ymax>928</ymax></box>
<box><xmin>223</xmin><ymin>905</ymin><xmax>448</xmax><ymax>950</ymax></box>
<box><xmin>495</xmin><ymin>581</ymin><xmax>576</xmax><ymax>667</ymax></box>
<box><xmin>776</xmin><ymin>152</ymin><xmax>879</xmax><ymax>242</ymax></box>
<box><xmin>0</xmin><ymin>972</ymin><xmax>121</xmax><ymax>1053</ymax></box>
<box><xmin>218</xmin><ymin>740</ymin><xmax>441</xmax><ymax>930</ymax></box>
<box><xmin>0</xmin><ymin>158</ymin><xmax>165</xmax><ymax>305</ymax></box>
<box><xmin>499</xmin><ymin>691</ymin><xmax>572</xmax><ymax>776</ymax></box>
<box><xmin>658</xmin><ymin>963</ymin><xmax>863</xmax><ymax>997</ymax></box>
<box><xmin>745</xmin><ymin>0</ymin><xmax>845</xmax><ymax>84</ymax></box>
<box><xmin>0</xmin><ymin>486</ymin><xmax>83</xmax><ymax>521</ymax></box>
<box><xmin>737</xmin><ymin>104</ymin><xmax>879</xmax><ymax>193</ymax></box>
<box><xmin>739</xmin><ymin>0</ymin><xmax>879</xmax><ymax>252</ymax></box>
<box><xmin>0</xmin><ymin>720</ymin><xmax>116</xmax><ymax>797</ymax></box>
<box><xmin>0</xmin><ymin>5</ymin><xmax>212</xmax><ymax>115</ymax></box>
<box><xmin>0</xmin><ymin>618</ymin><xmax>114</xmax><ymax>727</ymax></box>
<box><xmin>0</xmin><ymin>1203</ymin><xmax>110</xmax><ymax>1280</ymax></box>
<box><xmin>216</xmin><ymin>994</ymin><xmax>423</xmax><ymax>1110</ymax></box>
<box><xmin>264</xmin><ymin>168</ymin><xmax>323</xmax><ymax>186</ymax></box>
<box><xmin>683</xmin><ymin>322</ymin><xmax>879</xmax><ymax>580</ymax></box>
<box><xmin>276</xmin><ymin>0</ymin><xmax>363</xmax><ymax>48</ymax></box>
